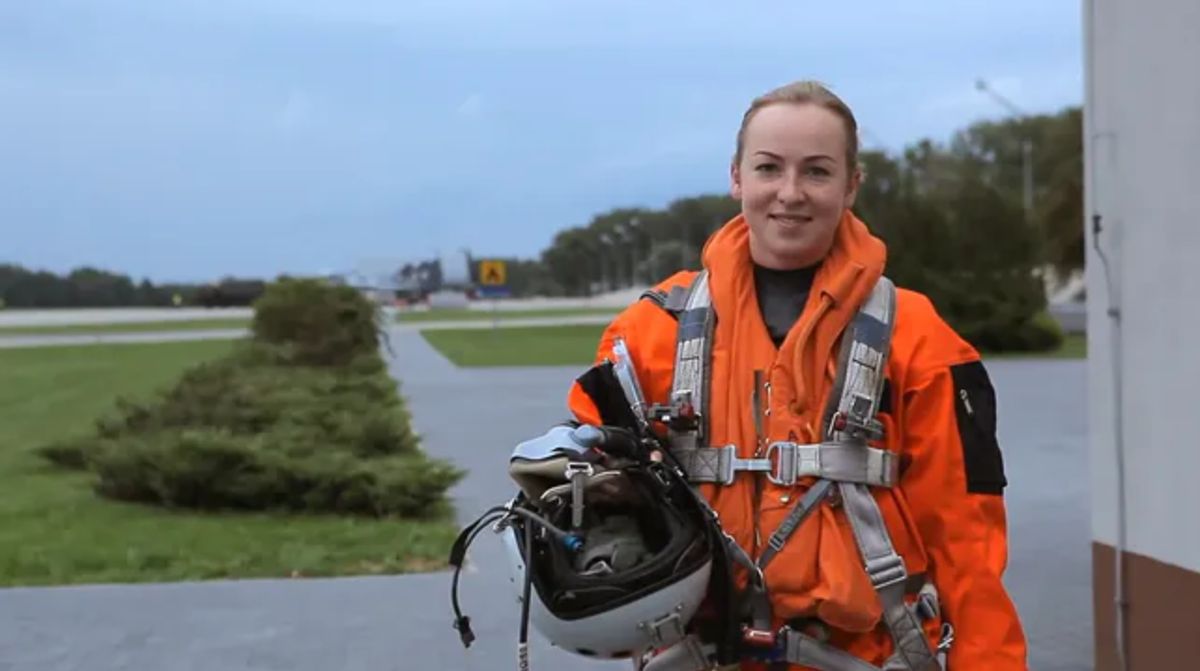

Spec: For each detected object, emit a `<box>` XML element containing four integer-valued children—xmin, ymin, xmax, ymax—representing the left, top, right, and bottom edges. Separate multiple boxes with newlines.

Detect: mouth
<box><xmin>769</xmin><ymin>214</ymin><xmax>813</xmax><ymax>227</ymax></box>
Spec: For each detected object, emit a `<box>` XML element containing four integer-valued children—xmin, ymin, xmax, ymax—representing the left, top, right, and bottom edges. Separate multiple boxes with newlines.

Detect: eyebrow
<box><xmin>752</xmin><ymin>150</ymin><xmax>836</xmax><ymax>162</ymax></box>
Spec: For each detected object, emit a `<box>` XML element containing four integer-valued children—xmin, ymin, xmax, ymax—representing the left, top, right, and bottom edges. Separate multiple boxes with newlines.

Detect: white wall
<box><xmin>1086</xmin><ymin>0</ymin><xmax>1200</xmax><ymax>572</ymax></box>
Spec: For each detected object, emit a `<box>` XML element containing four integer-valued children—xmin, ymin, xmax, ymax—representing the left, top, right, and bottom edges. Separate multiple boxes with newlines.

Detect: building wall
<box><xmin>1084</xmin><ymin>0</ymin><xmax>1200</xmax><ymax>668</ymax></box>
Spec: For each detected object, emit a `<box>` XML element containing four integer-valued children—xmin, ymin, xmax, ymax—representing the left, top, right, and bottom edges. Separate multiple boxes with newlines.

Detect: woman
<box><xmin>566</xmin><ymin>81</ymin><xmax>1028</xmax><ymax>670</ymax></box>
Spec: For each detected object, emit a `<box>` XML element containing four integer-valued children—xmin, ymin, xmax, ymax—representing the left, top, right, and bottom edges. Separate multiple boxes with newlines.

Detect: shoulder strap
<box><xmin>666</xmin><ymin>270</ymin><xmax>715</xmax><ymax>450</ymax></box>
<box><xmin>827</xmin><ymin>277</ymin><xmax>943</xmax><ymax>671</ymax></box>
<box><xmin>640</xmin><ymin>285</ymin><xmax>691</xmax><ymax>319</ymax></box>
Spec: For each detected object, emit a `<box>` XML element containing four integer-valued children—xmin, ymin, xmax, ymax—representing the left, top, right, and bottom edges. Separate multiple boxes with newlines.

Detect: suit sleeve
<box><xmin>566</xmin><ymin>273</ymin><xmax>693</xmax><ymax>427</ymax></box>
<box><xmin>898</xmin><ymin>357</ymin><xmax>1029</xmax><ymax>670</ymax></box>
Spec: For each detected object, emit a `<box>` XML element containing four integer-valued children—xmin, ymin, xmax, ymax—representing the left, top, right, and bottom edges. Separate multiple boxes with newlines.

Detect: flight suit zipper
<box><xmin>751</xmin><ymin>370</ymin><xmax>771</xmax><ymax>555</ymax></box>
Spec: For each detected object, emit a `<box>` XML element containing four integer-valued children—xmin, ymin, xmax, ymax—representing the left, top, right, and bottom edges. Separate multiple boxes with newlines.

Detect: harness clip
<box><xmin>740</xmin><ymin>626</ymin><xmax>777</xmax><ymax>648</ymax></box>
<box><xmin>739</xmin><ymin>625</ymin><xmax>786</xmax><ymax>663</ymax></box>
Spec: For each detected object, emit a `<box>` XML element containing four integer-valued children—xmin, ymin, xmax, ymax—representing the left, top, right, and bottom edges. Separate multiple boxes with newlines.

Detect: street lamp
<box><xmin>598</xmin><ymin>232</ymin><xmax>615</xmax><ymax>292</ymax></box>
<box><xmin>975</xmin><ymin>78</ymin><xmax>1034</xmax><ymax>225</ymax></box>
<box><xmin>616</xmin><ymin>217</ymin><xmax>641</xmax><ymax>288</ymax></box>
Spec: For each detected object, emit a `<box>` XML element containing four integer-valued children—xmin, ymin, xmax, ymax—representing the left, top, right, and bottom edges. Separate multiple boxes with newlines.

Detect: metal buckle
<box><xmin>764</xmin><ymin>442</ymin><xmax>796</xmax><ymax>485</ymax></box>
<box><xmin>937</xmin><ymin>622</ymin><xmax>955</xmax><ymax>651</ymax></box>
<box><xmin>641</xmin><ymin>610</ymin><xmax>686</xmax><ymax>647</ymax></box>
<box><xmin>865</xmin><ymin>554</ymin><xmax>908</xmax><ymax>590</ymax></box>
<box><xmin>715</xmin><ymin>445</ymin><xmax>771</xmax><ymax>485</ymax></box>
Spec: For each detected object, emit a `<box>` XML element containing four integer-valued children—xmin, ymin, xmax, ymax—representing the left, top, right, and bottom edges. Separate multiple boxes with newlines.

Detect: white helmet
<box><xmin>449</xmin><ymin>425</ymin><xmax>734</xmax><ymax>664</ymax></box>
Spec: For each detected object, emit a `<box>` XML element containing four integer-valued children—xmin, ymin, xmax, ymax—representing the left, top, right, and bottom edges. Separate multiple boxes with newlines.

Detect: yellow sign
<box><xmin>479</xmin><ymin>260</ymin><xmax>507</xmax><ymax>286</ymax></box>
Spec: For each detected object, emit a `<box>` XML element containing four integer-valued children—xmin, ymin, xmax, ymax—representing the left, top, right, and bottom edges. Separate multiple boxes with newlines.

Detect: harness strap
<box><xmin>779</xmin><ymin>605</ymin><xmax>951</xmax><ymax>671</ymax></box>
<box><xmin>782</xmin><ymin>629</ymin><xmax>883</xmax><ymax>671</ymax></box>
<box><xmin>671</xmin><ymin>442</ymin><xmax>899</xmax><ymax>487</ymax></box>
<box><xmin>668</xmin><ymin>270</ymin><xmax>714</xmax><ymax>451</ymax></box>
<box><xmin>823</xmin><ymin>278</ymin><xmax>939</xmax><ymax>671</ymax></box>
<box><xmin>840</xmin><ymin>482</ymin><xmax>940</xmax><ymax>671</ymax></box>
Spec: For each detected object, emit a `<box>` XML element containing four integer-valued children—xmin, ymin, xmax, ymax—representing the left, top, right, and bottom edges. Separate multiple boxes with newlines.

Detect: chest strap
<box><xmin>671</xmin><ymin>442</ymin><xmax>899</xmax><ymax>488</ymax></box>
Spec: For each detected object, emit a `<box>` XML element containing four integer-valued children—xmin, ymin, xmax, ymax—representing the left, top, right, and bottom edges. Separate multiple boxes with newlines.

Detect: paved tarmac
<box><xmin>0</xmin><ymin>329</ymin><xmax>1093</xmax><ymax>671</ymax></box>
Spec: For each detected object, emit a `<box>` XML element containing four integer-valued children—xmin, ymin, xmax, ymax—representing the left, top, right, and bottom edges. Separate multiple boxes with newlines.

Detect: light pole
<box><xmin>975</xmin><ymin>78</ymin><xmax>1034</xmax><ymax>225</ymax></box>
<box><xmin>617</xmin><ymin>217</ymin><xmax>641</xmax><ymax>288</ymax></box>
<box><xmin>598</xmin><ymin>232</ymin><xmax>615</xmax><ymax>292</ymax></box>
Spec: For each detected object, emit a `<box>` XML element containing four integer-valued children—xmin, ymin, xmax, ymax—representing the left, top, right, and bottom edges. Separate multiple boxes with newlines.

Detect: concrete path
<box><xmin>0</xmin><ymin>308</ymin><xmax>253</xmax><ymax>328</ymax></box>
<box><xmin>0</xmin><ymin>330</ymin><xmax>1093</xmax><ymax>670</ymax></box>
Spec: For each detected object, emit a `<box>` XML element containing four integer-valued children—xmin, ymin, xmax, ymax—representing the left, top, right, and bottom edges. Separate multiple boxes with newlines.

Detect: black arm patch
<box><xmin>949</xmin><ymin>361</ymin><xmax>1008</xmax><ymax>495</ymax></box>
<box><xmin>574</xmin><ymin>361</ymin><xmax>639</xmax><ymax>429</ymax></box>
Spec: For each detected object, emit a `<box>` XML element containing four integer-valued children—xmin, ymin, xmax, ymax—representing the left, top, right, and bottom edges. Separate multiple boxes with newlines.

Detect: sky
<box><xmin>0</xmin><ymin>0</ymin><xmax>1084</xmax><ymax>283</ymax></box>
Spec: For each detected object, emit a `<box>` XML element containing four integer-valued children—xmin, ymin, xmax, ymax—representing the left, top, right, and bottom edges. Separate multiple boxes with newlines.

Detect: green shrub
<box><xmin>917</xmin><ymin>269</ymin><xmax>1064</xmax><ymax>354</ymax></box>
<box><xmin>82</xmin><ymin>430</ymin><xmax>460</xmax><ymax>518</ymax></box>
<box><xmin>39</xmin><ymin>277</ymin><xmax>465</xmax><ymax>519</ymax></box>
<box><xmin>250</xmin><ymin>277</ymin><xmax>382</xmax><ymax>367</ymax></box>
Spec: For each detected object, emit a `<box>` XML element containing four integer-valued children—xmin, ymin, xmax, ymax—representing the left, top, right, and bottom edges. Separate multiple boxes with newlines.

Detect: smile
<box><xmin>769</xmin><ymin>214</ymin><xmax>813</xmax><ymax>225</ymax></box>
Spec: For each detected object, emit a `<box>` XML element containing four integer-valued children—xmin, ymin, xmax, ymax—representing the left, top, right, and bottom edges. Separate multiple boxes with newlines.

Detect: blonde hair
<box><xmin>733</xmin><ymin>80</ymin><xmax>860</xmax><ymax>171</ymax></box>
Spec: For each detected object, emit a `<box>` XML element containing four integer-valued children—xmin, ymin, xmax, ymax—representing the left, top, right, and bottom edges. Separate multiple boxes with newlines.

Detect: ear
<box><xmin>843</xmin><ymin>164</ymin><xmax>862</xmax><ymax>209</ymax></box>
<box><xmin>730</xmin><ymin>159</ymin><xmax>743</xmax><ymax>200</ymax></box>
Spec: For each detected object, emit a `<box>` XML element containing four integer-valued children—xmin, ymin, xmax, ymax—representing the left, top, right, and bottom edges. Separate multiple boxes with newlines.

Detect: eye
<box><xmin>754</xmin><ymin>163</ymin><xmax>779</xmax><ymax>174</ymax></box>
<box><xmin>806</xmin><ymin>165</ymin><xmax>832</xmax><ymax>177</ymax></box>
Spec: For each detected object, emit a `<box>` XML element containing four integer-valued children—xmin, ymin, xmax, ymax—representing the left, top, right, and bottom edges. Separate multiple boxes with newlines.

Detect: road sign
<box><xmin>479</xmin><ymin>260</ymin><xmax>507</xmax><ymax>286</ymax></box>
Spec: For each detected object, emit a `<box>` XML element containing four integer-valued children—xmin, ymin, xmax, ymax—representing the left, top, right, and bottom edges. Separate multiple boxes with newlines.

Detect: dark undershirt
<box><xmin>753</xmin><ymin>263</ymin><xmax>818</xmax><ymax>347</ymax></box>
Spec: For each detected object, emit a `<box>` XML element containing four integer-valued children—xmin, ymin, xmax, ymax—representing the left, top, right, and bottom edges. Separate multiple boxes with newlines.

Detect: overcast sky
<box><xmin>1</xmin><ymin>0</ymin><xmax>1083</xmax><ymax>282</ymax></box>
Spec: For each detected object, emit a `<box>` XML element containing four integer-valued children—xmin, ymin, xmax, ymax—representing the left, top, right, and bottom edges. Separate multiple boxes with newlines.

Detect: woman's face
<box><xmin>731</xmin><ymin>102</ymin><xmax>860</xmax><ymax>270</ymax></box>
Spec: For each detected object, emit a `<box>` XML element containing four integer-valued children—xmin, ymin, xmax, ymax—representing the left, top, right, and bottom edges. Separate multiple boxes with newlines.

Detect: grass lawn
<box><xmin>0</xmin><ymin>340</ymin><xmax>458</xmax><ymax>587</ymax></box>
<box><xmin>421</xmin><ymin>324</ymin><xmax>608</xmax><ymax>367</ymax></box>
<box><xmin>423</xmin><ymin>325</ymin><xmax>1088</xmax><ymax>368</ymax></box>
<box><xmin>0</xmin><ymin>318</ymin><xmax>250</xmax><ymax>336</ymax></box>
<box><xmin>0</xmin><ymin>307</ymin><xmax>619</xmax><ymax>335</ymax></box>
<box><xmin>395</xmin><ymin>306</ymin><xmax>619</xmax><ymax>323</ymax></box>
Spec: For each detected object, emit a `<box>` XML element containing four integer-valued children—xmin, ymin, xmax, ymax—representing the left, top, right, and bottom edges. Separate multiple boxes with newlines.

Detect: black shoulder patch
<box><xmin>949</xmin><ymin>361</ymin><xmax>1008</xmax><ymax>495</ymax></box>
<box><xmin>575</xmin><ymin>361</ymin><xmax>639</xmax><ymax>429</ymax></box>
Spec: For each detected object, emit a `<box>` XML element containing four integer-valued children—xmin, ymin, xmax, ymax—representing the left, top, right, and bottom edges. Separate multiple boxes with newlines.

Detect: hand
<box><xmin>571</xmin><ymin>425</ymin><xmax>662</xmax><ymax>463</ymax></box>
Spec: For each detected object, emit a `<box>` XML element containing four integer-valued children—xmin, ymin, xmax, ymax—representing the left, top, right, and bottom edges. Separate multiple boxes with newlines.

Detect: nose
<box><xmin>776</xmin><ymin>169</ymin><xmax>807</xmax><ymax>205</ymax></box>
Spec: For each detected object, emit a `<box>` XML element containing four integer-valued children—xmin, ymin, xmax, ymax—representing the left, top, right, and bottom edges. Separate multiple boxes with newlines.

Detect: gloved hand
<box><xmin>571</xmin><ymin>424</ymin><xmax>664</xmax><ymax>464</ymax></box>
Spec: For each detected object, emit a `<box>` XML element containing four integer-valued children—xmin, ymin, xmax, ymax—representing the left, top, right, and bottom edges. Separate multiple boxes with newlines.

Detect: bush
<box><xmin>40</xmin><ymin>278</ymin><xmax>465</xmax><ymax>519</ymax></box>
<box><xmin>81</xmin><ymin>430</ymin><xmax>460</xmax><ymax>518</ymax></box>
<box><xmin>917</xmin><ymin>268</ymin><xmax>1064</xmax><ymax>354</ymax></box>
<box><xmin>250</xmin><ymin>277</ymin><xmax>383</xmax><ymax>367</ymax></box>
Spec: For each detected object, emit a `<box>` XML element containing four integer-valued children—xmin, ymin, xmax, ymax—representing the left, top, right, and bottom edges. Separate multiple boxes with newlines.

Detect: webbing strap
<box><xmin>756</xmin><ymin>479</ymin><xmax>834</xmax><ymax>570</ymax></box>
<box><xmin>840</xmin><ymin>482</ymin><xmax>940</xmax><ymax>671</ymax></box>
<box><xmin>782</xmin><ymin>630</ymin><xmax>882</xmax><ymax>671</ymax></box>
<box><xmin>825</xmin><ymin>278</ymin><xmax>938</xmax><ymax>671</ymax></box>
<box><xmin>769</xmin><ymin>442</ymin><xmax>898</xmax><ymax>487</ymax></box>
<box><xmin>672</xmin><ymin>442</ymin><xmax>898</xmax><ymax>487</ymax></box>
<box><xmin>668</xmin><ymin>270</ymin><xmax>714</xmax><ymax>450</ymax></box>
<box><xmin>671</xmin><ymin>444</ymin><xmax>773</xmax><ymax>485</ymax></box>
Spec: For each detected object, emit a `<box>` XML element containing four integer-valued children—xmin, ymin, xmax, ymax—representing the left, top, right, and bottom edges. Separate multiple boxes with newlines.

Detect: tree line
<box><xmin>0</xmin><ymin>265</ymin><xmax>265</xmax><ymax>309</ymax></box>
